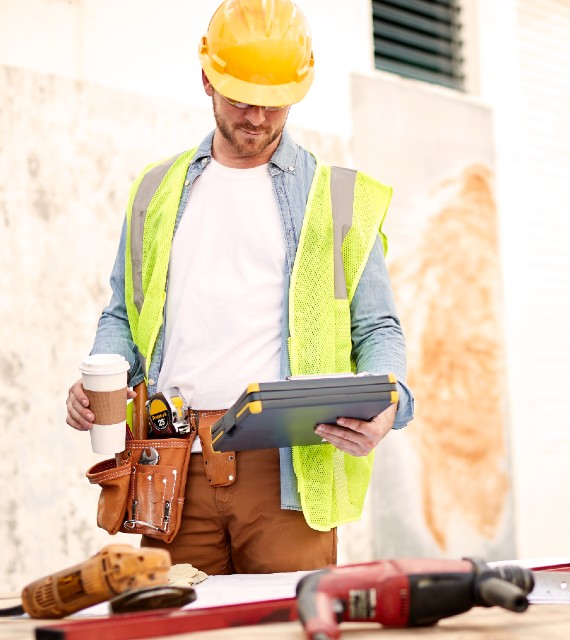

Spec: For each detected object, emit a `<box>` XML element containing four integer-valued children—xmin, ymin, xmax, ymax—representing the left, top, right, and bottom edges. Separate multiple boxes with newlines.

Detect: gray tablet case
<box><xmin>210</xmin><ymin>374</ymin><xmax>398</xmax><ymax>452</ymax></box>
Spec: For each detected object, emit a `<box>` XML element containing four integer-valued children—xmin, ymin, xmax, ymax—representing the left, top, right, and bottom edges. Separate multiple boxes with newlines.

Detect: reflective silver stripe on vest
<box><xmin>330</xmin><ymin>166</ymin><xmax>356</xmax><ymax>300</ymax></box>
<box><xmin>130</xmin><ymin>160</ymin><xmax>356</xmax><ymax>311</ymax></box>
<box><xmin>130</xmin><ymin>155</ymin><xmax>181</xmax><ymax>314</ymax></box>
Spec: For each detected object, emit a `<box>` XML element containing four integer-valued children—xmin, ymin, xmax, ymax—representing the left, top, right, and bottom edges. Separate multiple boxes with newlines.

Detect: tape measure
<box><xmin>146</xmin><ymin>388</ymin><xmax>190</xmax><ymax>438</ymax></box>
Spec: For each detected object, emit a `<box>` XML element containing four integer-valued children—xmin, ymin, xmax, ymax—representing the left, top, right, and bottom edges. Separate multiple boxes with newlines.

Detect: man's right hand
<box><xmin>66</xmin><ymin>380</ymin><xmax>138</xmax><ymax>431</ymax></box>
<box><xmin>66</xmin><ymin>379</ymin><xmax>94</xmax><ymax>431</ymax></box>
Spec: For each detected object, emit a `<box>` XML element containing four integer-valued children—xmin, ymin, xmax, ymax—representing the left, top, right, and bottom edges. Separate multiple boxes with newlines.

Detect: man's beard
<box><xmin>213</xmin><ymin>102</ymin><xmax>284</xmax><ymax>158</ymax></box>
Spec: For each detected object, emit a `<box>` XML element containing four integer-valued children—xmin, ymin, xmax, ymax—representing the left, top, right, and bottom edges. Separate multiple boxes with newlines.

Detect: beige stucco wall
<box><xmin>0</xmin><ymin>65</ymin><xmax>205</xmax><ymax>588</ymax></box>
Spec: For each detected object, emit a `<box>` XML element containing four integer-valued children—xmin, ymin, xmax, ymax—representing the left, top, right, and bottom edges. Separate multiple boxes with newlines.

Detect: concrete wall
<box><xmin>349</xmin><ymin>73</ymin><xmax>514</xmax><ymax>561</ymax></box>
<box><xmin>0</xmin><ymin>64</ymin><xmax>211</xmax><ymax>588</ymax></box>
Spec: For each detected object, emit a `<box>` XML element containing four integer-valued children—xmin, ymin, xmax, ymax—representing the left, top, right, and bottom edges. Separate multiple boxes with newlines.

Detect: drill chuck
<box><xmin>493</xmin><ymin>564</ymin><xmax>535</xmax><ymax>594</ymax></box>
<box><xmin>474</xmin><ymin>564</ymin><xmax>534</xmax><ymax>612</ymax></box>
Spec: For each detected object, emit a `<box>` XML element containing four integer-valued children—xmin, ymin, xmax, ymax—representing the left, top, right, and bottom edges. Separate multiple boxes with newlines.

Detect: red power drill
<box><xmin>296</xmin><ymin>557</ymin><xmax>534</xmax><ymax>640</ymax></box>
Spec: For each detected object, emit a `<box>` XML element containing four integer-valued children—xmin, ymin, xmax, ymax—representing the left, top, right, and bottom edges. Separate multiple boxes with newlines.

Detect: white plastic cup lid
<box><xmin>80</xmin><ymin>354</ymin><xmax>130</xmax><ymax>376</ymax></box>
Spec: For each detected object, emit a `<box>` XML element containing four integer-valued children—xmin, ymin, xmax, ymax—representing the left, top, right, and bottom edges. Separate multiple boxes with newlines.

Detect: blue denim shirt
<box><xmin>92</xmin><ymin>129</ymin><xmax>414</xmax><ymax>510</ymax></box>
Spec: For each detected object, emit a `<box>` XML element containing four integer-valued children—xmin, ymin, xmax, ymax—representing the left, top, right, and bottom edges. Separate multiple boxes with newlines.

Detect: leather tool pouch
<box><xmin>86</xmin><ymin>434</ymin><xmax>195</xmax><ymax>543</ymax></box>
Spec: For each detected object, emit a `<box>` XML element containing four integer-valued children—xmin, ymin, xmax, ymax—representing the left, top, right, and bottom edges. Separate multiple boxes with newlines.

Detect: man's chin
<box><xmin>232</xmin><ymin>135</ymin><xmax>269</xmax><ymax>157</ymax></box>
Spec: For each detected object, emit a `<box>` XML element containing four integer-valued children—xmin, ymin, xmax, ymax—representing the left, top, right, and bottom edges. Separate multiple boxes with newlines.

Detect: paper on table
<box><xmin>71</xmin><ymin>559</ymin><xmax>570</xmax><ymax>618</ymax></box>
<box><xmin>75</xmin><ymin>570</ymin><xmax>311</xmax><ymax>617</ymax></box>
<box><xmin>184</xmin><ymin>571</ymin><xmax>312</xmax><ymax>609</ymax></box>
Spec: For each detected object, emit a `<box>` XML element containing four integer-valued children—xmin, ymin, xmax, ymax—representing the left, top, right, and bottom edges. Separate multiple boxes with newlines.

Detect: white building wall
<box><xmin>477</xmin><ymin>0</ymin><xmax>570</xmax><ymax>557</ymax></box>
<box><xmin>0</xmin><ymin>0</ymin><xmax>374</xmax><ymax>135</ymax></box>
<box><xmin>515</xmin><ymin>0</ymin><xmax>570</xmax><ymax>556</ymax></box>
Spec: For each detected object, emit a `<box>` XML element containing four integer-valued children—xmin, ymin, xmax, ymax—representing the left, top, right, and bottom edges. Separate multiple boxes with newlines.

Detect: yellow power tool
<box><xmin>3</xmin><ymin>544</ymin><xmax>172</xmax><ymax>619</ymax></box>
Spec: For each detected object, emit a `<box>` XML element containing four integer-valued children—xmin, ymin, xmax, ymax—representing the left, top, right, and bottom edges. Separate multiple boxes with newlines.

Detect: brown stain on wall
<box><xmin>393</xmin><ymin>164</ymin><xmax>509</xmax><ymax>549</ymax></box>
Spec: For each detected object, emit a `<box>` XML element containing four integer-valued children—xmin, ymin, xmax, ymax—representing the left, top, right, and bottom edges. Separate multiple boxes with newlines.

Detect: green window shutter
<box><xmin>372</xmin><ymin>0</ymin><xmax>464</xmax><ymax>90</ymax></box>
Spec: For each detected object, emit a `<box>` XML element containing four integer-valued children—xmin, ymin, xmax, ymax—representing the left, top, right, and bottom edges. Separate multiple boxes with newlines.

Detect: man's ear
<box><xmin>202</xmin><ymin>70</ymin><xmax>214</xmax><ymax>97</ymax></box>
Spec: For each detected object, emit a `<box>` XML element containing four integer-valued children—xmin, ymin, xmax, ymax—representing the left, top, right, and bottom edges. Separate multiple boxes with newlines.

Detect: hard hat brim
<box><xmin>200</xmin><ymin>54</ymin><xmax>314</xmax><ymax>107</ymax></box>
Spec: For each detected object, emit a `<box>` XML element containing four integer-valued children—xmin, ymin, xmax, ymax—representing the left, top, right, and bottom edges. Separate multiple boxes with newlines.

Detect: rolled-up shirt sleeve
<box><xmin>91</xmin><ymin>217</ymin><xmax>144</xmax><ymax>386</ymax></box>
<box><xmin>350</xmin><ymin>236</ymin><xmax>414</xmax><ymax>429</ymax></box>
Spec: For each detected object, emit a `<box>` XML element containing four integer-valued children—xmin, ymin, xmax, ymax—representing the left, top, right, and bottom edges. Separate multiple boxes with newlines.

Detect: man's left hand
<box><xmin>314</xmin><ymin>403</ymin><xmax>397</xmax><ymax>456</ymax></box>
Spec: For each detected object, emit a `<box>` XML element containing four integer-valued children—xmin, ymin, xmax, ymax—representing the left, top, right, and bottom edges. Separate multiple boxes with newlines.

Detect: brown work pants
<box><xmin>142</xmin><ymin>447</ymin><xmax>337</xmax><ymax>574</ymax></box>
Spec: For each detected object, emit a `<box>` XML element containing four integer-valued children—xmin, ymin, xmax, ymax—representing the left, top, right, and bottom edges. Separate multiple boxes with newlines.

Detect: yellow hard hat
<box><xmin>198</xmin><ymin>0</ymin><xmax>315</xmax><ymax>107</ymax></box>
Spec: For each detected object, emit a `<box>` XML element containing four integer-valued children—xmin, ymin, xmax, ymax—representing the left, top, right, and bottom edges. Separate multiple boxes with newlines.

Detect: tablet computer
<box><xmin>220</xmin><ymin>373</ymin><xmax>397</xmax><ymax>433</ymax></box>
<box><xmin>211</xmin><ymin>385</ymin><xmax>398</xmax><ymax>452</ymax></box>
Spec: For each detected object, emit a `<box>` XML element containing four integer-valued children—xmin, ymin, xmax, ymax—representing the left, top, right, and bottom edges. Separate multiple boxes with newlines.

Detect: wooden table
<box><xmin>2</xmin><ymin>604</ymin><xmax>570</xmax><ymax>640</ymax></box>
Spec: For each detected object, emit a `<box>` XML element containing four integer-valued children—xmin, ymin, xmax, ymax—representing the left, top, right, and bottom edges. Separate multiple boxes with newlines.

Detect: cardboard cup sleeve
<box><xmin>85</xmin><ymin>388</ymin><xmax>128</xmax><ymax>425</ymax></box>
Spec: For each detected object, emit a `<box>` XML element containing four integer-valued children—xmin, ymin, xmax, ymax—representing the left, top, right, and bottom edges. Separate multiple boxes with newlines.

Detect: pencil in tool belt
<box><xmin>132</xmin><ymin>381</ymin><xmax>149</xmax><ymax>440</ymax></box>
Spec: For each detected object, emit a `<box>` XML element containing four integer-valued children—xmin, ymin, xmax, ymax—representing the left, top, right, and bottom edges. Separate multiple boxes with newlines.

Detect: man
<box><xmin>66</xmin><ymin>0</ymin><xmax>414</xmax><ymax>574</ymax></box>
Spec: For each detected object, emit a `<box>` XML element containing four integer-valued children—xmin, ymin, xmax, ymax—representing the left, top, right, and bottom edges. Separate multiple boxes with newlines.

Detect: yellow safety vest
<box><xmin>124</xmin><ymin>149</ymin><xmax>392</xmax><ymax>531</ymax></box>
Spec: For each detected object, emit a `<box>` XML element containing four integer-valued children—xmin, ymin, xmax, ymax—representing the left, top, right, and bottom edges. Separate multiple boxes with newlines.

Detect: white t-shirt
<box><xmin>157</xmin><ymin>158</ymin><xmax>286</xmax><ymax>415</ymax></box>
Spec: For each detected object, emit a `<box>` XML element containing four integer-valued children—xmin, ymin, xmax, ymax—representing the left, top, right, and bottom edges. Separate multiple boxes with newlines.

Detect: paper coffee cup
<box><xmin>79</xmin><ymin>354</ymin><xmax>130</xmax><ymax>455</ymax></box>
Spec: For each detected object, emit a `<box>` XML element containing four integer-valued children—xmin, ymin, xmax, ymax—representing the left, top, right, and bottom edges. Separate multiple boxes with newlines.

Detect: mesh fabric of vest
<box><xmin>290</xmin><ymin>164</ymin><xmax>392</xmax><ymax>531</ymax></box>
<box><xmin>125</xmin><ymin>150</ymin><xmax>197</xmax><ymax>373</ymax></box>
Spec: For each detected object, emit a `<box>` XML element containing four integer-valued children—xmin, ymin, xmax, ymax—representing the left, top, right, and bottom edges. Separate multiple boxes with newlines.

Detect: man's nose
<box><xmin>244</xmin><ymin>106</ymin><xmax>265</xmax><ymax>126</ymax></box>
